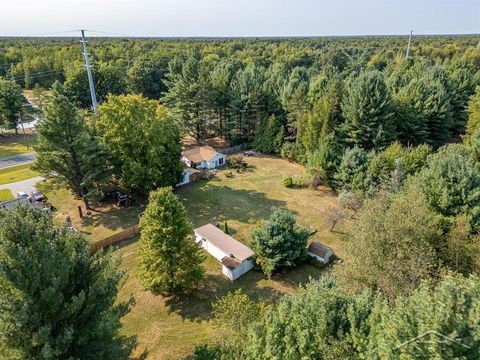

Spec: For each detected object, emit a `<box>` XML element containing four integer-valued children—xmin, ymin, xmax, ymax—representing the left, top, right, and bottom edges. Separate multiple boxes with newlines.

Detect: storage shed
<box><xmin>194</xmin><ymin>223</ymin><xmax>254</xmax><ymax>280</ymax></box>
<box><xmin>307</xmin><ymin>242</ymin><xmax>334</xmax><ymax>264</ymax></box>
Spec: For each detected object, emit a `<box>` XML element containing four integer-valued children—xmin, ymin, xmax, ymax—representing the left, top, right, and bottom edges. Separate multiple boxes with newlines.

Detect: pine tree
<box><xmin>138</xmin><ymin>187</ymin><xmax>204</xmax><ymax>296</ymax></box>
<box><xmin>33</xmin><ymin>82</ymin><xmax>111</xmax><ymax>209</ymax></box>
<box><xmin>341</xmin><ymin>70</ymin><xmax>396</xmax><ymax>150</ymax></box>
<box><xmin>253</xmin><ymin>114</ymin><xmax>284</xmax><ymax>154</ymax></box>
<box><xmin>0</xmin><ymin>206</ymin><xmax>135</xmax><ymax>360</ymax></box>
<box><xmin>250</xmin><ymin>210</ymin><xmax>309</xmax><ymax>277</ymax></box>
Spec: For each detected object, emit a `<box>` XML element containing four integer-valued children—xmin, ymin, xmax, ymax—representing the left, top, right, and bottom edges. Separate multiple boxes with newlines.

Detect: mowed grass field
<box><xmin>0</xmin><ymin>163</ymin><xmax>40</xmax><ymax>185</ymax></box>
<box><xmin>0</xmin><ymin>189</ymin><xmax>14</xmax><ymax>201</ymax></box>
<box><xmin>0</xmin><ymin>133</ymin><xmax>36</xmax><ymax>159</ymax></box>
<box><xmin>117</xmin><ymin>156</ymin><xmax>343</xmax><ymax>359</ymax></box>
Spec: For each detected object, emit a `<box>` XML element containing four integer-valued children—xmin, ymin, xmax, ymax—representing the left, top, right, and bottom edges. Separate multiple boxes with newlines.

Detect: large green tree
<box><xmin>138</xmin><ymin>187</ymin><xmax>204</xmax><ymax>296</ymax></box>
<box><xmin>97</xmin><ymin>94</ymin><xmax>183</xmax><ymax>194</ymax></box>
<box><xmin>250</xmin><ymin>210</ymin><xmax>309</xmax><ymax>277</ymax></box>
<box><xmin>33</xmin><ymin>82</ymin><xmax>111</xmax><ymax>209</ymax></box>
<box><xmin>0</xmin><ymin>77</ymin><xmax>26</xmax><ymax>130</ymax></box>
<box><xmin>0</xmin><ymin>206</ymin><xmax>136</xmax><ymax>360</ymax></box>
<box><xmin>341</xmin><ymin>70</ymin><xmax>396</xmax><ymax>149</ymax></box>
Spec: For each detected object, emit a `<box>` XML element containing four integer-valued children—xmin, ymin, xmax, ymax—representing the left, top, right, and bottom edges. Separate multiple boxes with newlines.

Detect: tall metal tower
<box><xmin>80</xmin><ymin>30</ymin><xmax>98</xmax><ymax>112</ymax></box>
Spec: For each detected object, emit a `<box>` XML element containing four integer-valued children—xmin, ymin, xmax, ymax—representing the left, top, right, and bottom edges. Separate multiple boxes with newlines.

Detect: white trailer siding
<box><xmin>222</xmin><ymin>259</ymin><xmax>254</xmax><ymax>281</ymax></box>
<box><xmin>195</xmin><ymin>234</ymin><xmax>228</xmax><ymax>261</ymax></box>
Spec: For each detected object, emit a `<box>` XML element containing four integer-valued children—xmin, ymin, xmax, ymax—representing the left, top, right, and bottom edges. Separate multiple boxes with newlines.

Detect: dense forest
<box><xmin>2</xmin><ymin>35</ymin><xmax>480</xmax><ymax>359</ymax></box>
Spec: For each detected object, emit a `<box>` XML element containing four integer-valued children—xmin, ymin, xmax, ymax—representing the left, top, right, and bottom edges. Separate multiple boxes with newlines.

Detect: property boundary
<box><xmin>91</xmin><ymin>224</ymin><xmax>140</xmax><ymax>251</ymax></box>
<box><xmin>218</xmin><ymin>143</ymin><xmax>247</xmax><ymax>155</ymax></box>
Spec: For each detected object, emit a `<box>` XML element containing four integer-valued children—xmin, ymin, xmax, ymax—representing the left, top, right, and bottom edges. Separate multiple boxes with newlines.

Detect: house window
<box><xmin>219</xmin><ymin>157</ymin><xmax>224</xmax><ymax>165</ymax></box>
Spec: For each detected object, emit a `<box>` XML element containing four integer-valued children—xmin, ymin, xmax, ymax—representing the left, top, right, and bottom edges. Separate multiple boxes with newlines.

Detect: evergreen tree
<box><xmin>335</xmin><ymin>146</ymin><xmax>370</xmax><ymax>192</ymax></box>
<box><xmin>138</xmin><ymin>187</ymin><xmax>204</xmax><ymax>296</ymax></box>
<box><xmin>97</xmin><ymin>94</ymin><xmax>183</xmax><ymax>194</ymax></box>
<box><xmin>253</xmin><ymin>114</ymin><xmax>284</xmax><ymax>154</ymax></box>
<box><xmin>250</xmin><ymin>210</ymin><xmax>309</xmax><ymax>277</ymax></box>
<box><xmin>33</xmin><ymin>82</ymin><xmax>111</xmax><ymax>209</ymax></box>
<box><xmin>0</xmin><ymin>206</ymin><xmax>135</xmax><ymax>360</ymax></box>
<box><xmin>341</xmin><ymin>70</ymin><xmax>396</xmax><ymax>149</ymax></box>
<box><xmin>417</xmin><ymin>144</ymin><xmax>480</xmax><ymax>227</ymax></box>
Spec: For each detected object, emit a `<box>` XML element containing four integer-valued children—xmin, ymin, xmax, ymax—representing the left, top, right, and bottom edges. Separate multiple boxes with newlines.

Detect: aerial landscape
<box><xmin>0</xmin><ymin>0</ymin><xmax>480</xmax><ymax>359</ymax></box>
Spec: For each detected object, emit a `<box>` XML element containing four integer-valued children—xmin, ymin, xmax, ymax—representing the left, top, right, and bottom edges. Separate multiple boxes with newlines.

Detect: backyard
<box><xmin>34</xmin><ymin>155</ymin><xmax>342</xmax><ymax>359</ymax></box>
<box><xmin>116</xmin><ymin>155</ymin><xmax>342</xmax><ymax>359</ymax></box>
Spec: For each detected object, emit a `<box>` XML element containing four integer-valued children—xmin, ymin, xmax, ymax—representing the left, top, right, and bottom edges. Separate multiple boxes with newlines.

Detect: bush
<box><xmin>224</xmin><ymin>170</ymin><xmax>234</xmax><ymax>178</ymax></box>
<box><xmin>283</xmin><ymin>176</ymin><xmax>294</xmax><ymax>188</ymax></box>
<box><xmin>227</xmin><ymin>155</ymin><xmax>248</xmax><ymax>172</ymax></box>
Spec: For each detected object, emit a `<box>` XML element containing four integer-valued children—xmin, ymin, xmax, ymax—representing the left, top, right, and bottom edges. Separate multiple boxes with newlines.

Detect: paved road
<box><xmin>0</xmin><ymin>153</ymin><xmax>37</xmax><ymax>169</ymax></box>
<box><xmin>0</xmin><ymin>176</ymin><xmax>45</xmax><ymax>195</ymax></box>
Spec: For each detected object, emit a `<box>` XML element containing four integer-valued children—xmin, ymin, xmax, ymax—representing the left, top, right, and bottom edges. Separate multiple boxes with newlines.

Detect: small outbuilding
<box><xmin>307</xmin><ymin>242</ymin><xmax>333</xmax><ymax>264</ymax></box>
<box><xmin>194</xmin><ymin>223</ymin><xmax>254</xmax><ymax>281</ymax></box>
<box><xmin>177</xmin><ymin>167</ymin><xmax>201</xmax><ymax>186</ymax></box>
<box><xmin>182</xmin><ymin>146</ymin><xmax>226</xmax><ymax>170</ymax></box>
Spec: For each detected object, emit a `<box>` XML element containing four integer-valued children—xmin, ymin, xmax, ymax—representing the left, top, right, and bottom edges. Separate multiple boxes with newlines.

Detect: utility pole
<box><xmin>406</xmin><ymin>30</ymin><xmax>413</xmax><ymax>58</ymax></box>
<box><xmin>80</xmin><ymin>30</ymin><xmax>98</xmax><ymax>112</ymax></box>
<box><xmin>18</xmin><ymin>112</ymin><xmax>29</xmax><ymax>149</ymax></box>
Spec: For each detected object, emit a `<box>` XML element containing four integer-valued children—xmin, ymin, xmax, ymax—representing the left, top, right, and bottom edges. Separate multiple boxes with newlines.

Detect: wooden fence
<box><xmin>91</xmin><ymin>224</ymin><xmax>140</xmax><ymax>252</ymax></box>
<box><xmin>219</xmin><ymin>143</ymin><xmax>248</xmax><ymax>155</ymax></box>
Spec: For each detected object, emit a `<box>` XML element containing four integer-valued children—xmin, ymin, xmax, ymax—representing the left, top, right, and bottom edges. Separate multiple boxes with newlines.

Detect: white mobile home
<box><xmin>182</xmin><ymin>146</ymin><xmax>226</xmax><ymax>170</ymax></box>
<box><xmin>194</xmin><ymin>223</ymin><xmax>254</xmax><ymax>281</ymax></box>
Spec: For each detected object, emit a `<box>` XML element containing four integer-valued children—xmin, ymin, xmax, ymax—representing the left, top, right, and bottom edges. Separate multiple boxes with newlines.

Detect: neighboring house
<box><xmin>194</xmin><ymin>223</ymin><xmax>254</xmax><ymax>281</ymax></box>
<box><xmin>182</xmin><ymin>146</ymin><xmax>226</xmax><ymax>170</ymax></box>
<box><xmin>178</xmin><ymin>167</ymin><xmax>201</xmax><ymax>186</ymax></box>
<box><xmin>307</xmin><ymin>242</ymin><xmax>333</xmax><ymax>264</ymax></box>
<box><xmin>0</xmin><ymin>196</ymin><xmax>32</xmax><ymax>211</ymax></box>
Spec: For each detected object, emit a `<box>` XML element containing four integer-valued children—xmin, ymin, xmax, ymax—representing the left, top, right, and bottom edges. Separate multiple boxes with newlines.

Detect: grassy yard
<box><xmin>0</xmin><ymin>189</ymin><xmax>14</xmax><ymax>201</ymax></box>
<box><xmin>116</xmin><ymin>155</ymin><xmax>342</xmax><ymax>359</ymax></box>
<box><xmin>36</xmin><ymin>181</ymin><xmax>145</xmax><ymax>242</ymax></box>
<box><xmin>0</xmin><ymin>132</ymin><xmax>36</xmax><ymax>159</ymax></box>
<box><xmin>37</xmin><ymin>155</ymin><xmax>342</xmax><ymax>359</ymax></box>
<box><xmin>0</xmin><ymin>163</ymin><xmax>40</xmax><ymax>185</ymax></box>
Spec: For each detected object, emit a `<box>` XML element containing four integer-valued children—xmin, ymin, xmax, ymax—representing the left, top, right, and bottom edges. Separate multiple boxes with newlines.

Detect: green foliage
<box><xmin>283</xmin><ymin>176</ymin><xmax>293</xmax><ymax>188</ymax></box>
<box><xmin>0</xmin><ymin>77</ymin><xmax>26</xmax><ymax>129</ymax></box>
<box><xmin>280</xmin><ymin>142</ymin><xmax>296</xmax><ymax>161</ymax></box>
<box><xmin>253</xmin><ymin>114</ymin><xmax>284</xmax><ymax>154</ymax></box>
<box><xmin>244</xmin><ymin>276</ymin><xmax>370</xmax><ymax>360</ymax></box>
<box><xmin>33</xmin><ymin>82</ymin><xmax>111</xmax><ymax>208</ymax></box>
<box><xmin>417</xmin><ymin>144</ymin><xmax>480</xmax><ymax>226</ymax></box>
<box><xmin>341</xmin><ymin>70</ymin><xmax>396</xmax><ymax>149</ymax></box>
<box><xmin>0</xmin><ymin>206</ymin><xmax>135</xmax><ymax>360</ymax></box>
<box><xmin>341</xmin><ymin>187</ymin><xmax>441</xmax><ymax>302</ymax></box>
<box><xmin>250</xmin><ymin>210</ymin><xmax>309</xmax><ymax>277</ymax></box>
<box><xmin>222</xmin><ymin>221</ymin><xmax>229</xmax><ymax>235</ymax></box>
<box><xmin>127</xmin><ymin>56</ymin><xmax>168</xmax><ymax>99</ymax></box>
<box><xmin>227</xmin><ymin>155</ymin><xmax>248</xmax><ymax>171</ymax></box>
<box><xmin>305</xmin><ymin>133</ymin><xmax>343</xmax><ymax>186</ymax></box>
<box><xmin>64</xmin><ymin>63</ymin><xmax>127</xmax><ymax>108</ymax></box>
<box><xmin>335</xmin><ymin>146</ymin><xmax>370</xmax><ymax>192</ymax></box>
<box><xmin>138</xmin><ymin>187</ymin><xmax>204</xmax><ymax>296</ymax></box>
<box><xmin>464</xmin><ymin>87</ymin><xmax>480</xmax><ymax>143</ymax></box>
<box><xmin>97</xmin><ymin>94</ymin><xmax>183</xmax><ymax>194</ymax></box>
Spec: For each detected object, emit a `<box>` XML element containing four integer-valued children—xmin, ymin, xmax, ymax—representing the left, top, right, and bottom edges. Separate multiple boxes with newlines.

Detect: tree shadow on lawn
<box><xmin>180</xmin><ymin>184</ymin><xmax>290</xmax><ymax>228</ymax></box>
<box><xmin>163</xmin><ymin>262</ymin><xmax>326</xmax><ymax>323</ymax></box>
<box><xmin>163</xmin><ymin>270</ymin><xmax>284</xmax><ymax>323</ymax></box>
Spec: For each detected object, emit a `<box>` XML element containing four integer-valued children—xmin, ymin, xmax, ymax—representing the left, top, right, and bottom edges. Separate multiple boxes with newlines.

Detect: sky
<box><xmin>0</xmin><ymin>0</ymin><xmax>478</xmax><ymax>37</ymax></box>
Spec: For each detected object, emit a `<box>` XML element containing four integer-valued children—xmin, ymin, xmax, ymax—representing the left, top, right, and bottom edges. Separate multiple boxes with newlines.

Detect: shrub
<box><xmin>228</xmin><ymin>155</ymin><xmax>248</xmax><ymax>172</ymax></box>
<box><xmin>283</xmin><ymin>176</ymin><xmax>294</xmax><ymax>188</ymax></box>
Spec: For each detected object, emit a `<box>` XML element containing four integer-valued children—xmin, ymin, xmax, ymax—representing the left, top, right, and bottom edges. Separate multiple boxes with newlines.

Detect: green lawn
<box><xmin>0</xmin><ymin>133</ymin><xmax>36</xmax><ymax>159</ymax></box>
<box><xmin>37</xmin><ymin>155</ymin><xmax>342</xmax><ymax>359</ymax></box>
<box><xmin>0</xmin><ymin>164</ymin><xmax>40</xmax><ymax>185</ymax></box>
<box><xmin>117</xmin><ymin>156</ymin><xmax>342</xmax><ymax>359</ymax></box>
<box><xmin>0</xmin><ymin>189</ymin><xmax>14</xmax><ymax>201</ymax></box>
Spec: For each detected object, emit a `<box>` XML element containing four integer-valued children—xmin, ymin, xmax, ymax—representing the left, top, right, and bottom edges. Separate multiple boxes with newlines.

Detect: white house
<box><xmin>307</xmin><ymin>242</ymin><xmax>334</xmax><ymax>264</ymax></box>
<box><xmin>194</xmin><ymin>223</ymin><xmax>254</xmax><ymax>281</ymax></box>
<box><xmin>178</xmin><ymin>167</ymin><xmax>201</xmax><ymax>186</ymax></box>
<box><xmin>182</xmin><ymin>146</ymin><xmax>226</xmax><ymax>170</ymax></box>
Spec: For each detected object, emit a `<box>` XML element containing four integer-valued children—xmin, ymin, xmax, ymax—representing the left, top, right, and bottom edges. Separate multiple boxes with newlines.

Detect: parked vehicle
<box><xmin>16</xmin><ymin>191</ymin><xmax>28</xmax><ymax>199</ymax></box>
<box><xmin>29</xmin><ymin>190</ymin><xmax>45</xmax><ymax>202</ymax></box>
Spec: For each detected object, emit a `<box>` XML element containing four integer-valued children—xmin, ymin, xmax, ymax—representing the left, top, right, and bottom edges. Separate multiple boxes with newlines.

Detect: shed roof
<box><xmin>308</xmin><ymin>242</ymin><xmax>332</xmax><ymax>259</ymax></box>
<box><xmin>194</xmin><ymin>223</ymin><xmax>254</xmax><ymax>261</ymax></box>
<box><xmin>182</xmin><ymin>146</ymin><xmax>222</xmax><ymax>163</ymax></box>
